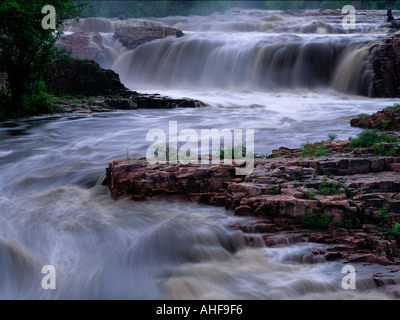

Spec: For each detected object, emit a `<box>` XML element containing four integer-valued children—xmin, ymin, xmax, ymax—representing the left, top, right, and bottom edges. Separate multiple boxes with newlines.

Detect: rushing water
<box><xmin>1</xmin><ymin>9</ymin><xmax>400</xmax><ymax>300</ymax></box>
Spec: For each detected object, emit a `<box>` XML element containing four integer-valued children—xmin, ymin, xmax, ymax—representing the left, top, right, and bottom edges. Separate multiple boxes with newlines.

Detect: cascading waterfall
<box><xmin>2</xmin><ymin>9</ymin><xmax>400</xmax><ymax>300</ymax></box>
<box><xmin>64</xmin><ymin>10</ymin><xmax>389</xmax><ymax>96</ymax></box>
<box><xmin>112</xmin><ymin>34</ymin><xmax>376</xmax><ymax>94</ymax></box>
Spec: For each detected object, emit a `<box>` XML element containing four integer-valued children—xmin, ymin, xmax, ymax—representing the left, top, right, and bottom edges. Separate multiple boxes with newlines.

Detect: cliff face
<box><xmin>44</xmin><ymin>59</ymin><xmax>129</xmax><ymax>96</ymax></box>
<box><xmin>371</xmin><ymin>34</ymin><xmax>400</xmax><ymax>98</ymax></box>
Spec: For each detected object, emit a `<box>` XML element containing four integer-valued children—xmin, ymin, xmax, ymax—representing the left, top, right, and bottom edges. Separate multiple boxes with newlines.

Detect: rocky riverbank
<box><xmin>51</xmin><ymin>92</ymin><xmax>203</xmax><ymax>114</ymax></box>
<box><xmin>350</xmin><ymin>103</ymin><xmax>400</xmax><ymax>131</ymax></box>
<box><xmin>45</xmin><ymin>59</ymin><xmax>203</xmax><ymax>114</ymax></box>
<box><xmin>106</xmin><ymin>137</ymin><xmax>400</xmax><ymax>268</ymax></box>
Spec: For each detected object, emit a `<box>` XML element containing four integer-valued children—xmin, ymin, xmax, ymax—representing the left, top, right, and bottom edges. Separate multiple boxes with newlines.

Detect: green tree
<box><xmin>0</xmin><ymin>0</ymin><xmax>86</xmax><ymax>117</ymax></box>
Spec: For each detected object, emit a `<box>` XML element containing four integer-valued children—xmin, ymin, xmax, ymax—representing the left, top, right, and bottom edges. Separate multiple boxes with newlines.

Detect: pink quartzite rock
<box><xmin>62</xmin><ymin>32</ymin><xmax>106</xmax><ymax>62</ymax></box>
<box><xmin>114</xmin><ymin>26</ymin><xmax>184</xmax><ymax>50</ymax></box>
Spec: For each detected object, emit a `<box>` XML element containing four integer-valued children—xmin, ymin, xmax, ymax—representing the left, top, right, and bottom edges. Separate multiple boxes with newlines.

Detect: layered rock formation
<box><xmin>350</xmin><ymin>105</ymin><xmax>400</xmax><ymax>130</ymax></box>
<box><xmin>114</xmin><ymin>26</ymin><xmax>184</xmax><ymax>50</ymax></box>
<box><xmin>44</xmin><ymin>59</ymin><xmax>128</xmax><ymax>96</ymax></box>
<box><xmin>106</xmin><ymin>140</ymin><xmax>400</xmax><ymax>265</ymax></box>
<box><xmin>43</xmin><ymin>59</ymin><xmax>202</xmax><ymax>112</ymax></box>
<box><xmin>61</xmin><ymin>32</ymin><xmax>106</xmax><ymax>62</ymax></box>
<box><xmin>52</xmin><ymin>92</ymin><xmax>202</xmax><ymax>114</ymax></box>
<box><xmin>371</xmin><ymin>34</ymin><xmax>400</xmax><ymax>98</ymax></box>
<box><xmin>388</xmin><ymin>9</ymin><xmax>400</xmax><ymax>29</ymax></box>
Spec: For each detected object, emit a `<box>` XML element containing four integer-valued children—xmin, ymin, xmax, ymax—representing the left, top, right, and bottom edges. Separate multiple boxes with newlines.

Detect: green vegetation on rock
<box><xmin>302</xmin><ymin>209</ymin><xmax>329</xmax><ymax>229</ymax></box>
<box><xmin>300</xmin><ymin>141</ymin><xmax>328</xmax><ymax>157</ymax></box>
<box><xmin>0</xmin><ymin>0</ymin><xmax>86</xmax><ymax>120</ymax></box>
<box><xmin>349</xmin><ymin>130</ymin><xmax>398</xmax><ymax>156</ymax></box>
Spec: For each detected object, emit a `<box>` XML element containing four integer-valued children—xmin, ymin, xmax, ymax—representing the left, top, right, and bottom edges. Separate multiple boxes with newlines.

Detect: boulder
<box><xmin>346</xmin><ymin>253</ymin><xmax>391</xmax><ymax>265</ymax></box>
<box><xmin>62</xmin><ymin>32</ymin><xmax>106</xmax><ymax>63</ymax></box>
<box><xmin>114</xmin><ymin>26</ymin><xmax>184</xmax><ymax>50</ymax></box>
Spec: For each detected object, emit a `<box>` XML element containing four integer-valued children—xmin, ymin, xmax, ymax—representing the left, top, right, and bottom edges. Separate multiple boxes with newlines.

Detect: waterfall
<box><xmin>64</xmin><ymin>11</ymin><xmax>387</xmax><ymax>96</ymax></box>
<box><xmin>112</xmin><ymin>34</ymin><xmax>376</xmax><ymax>95</ymax></box>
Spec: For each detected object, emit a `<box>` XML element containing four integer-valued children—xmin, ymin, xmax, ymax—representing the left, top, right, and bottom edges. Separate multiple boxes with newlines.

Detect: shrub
<box><xmin>269</xmin><ymin>149</ymin><xmax>281</xmax><ymax>158</ymax></box>
<box><xmin>349</xmin><ymin>129</ymin><xmax>397</xmax><ymax>148</ymax></box>
<box><xmin>376</xmin><ymin>118</ymin><xmax>389</xmax><ymax>130</ymax></box>
<box><xmin>387</xmin><ymin>222</ymin><xmax>400</xmax><ymax>241</ymax></box>
<box><xmin>300</xmin><ymin>142</ymin><xmax>328</xmax><ymax>157</ymax></box>
<box><xmin>304</xmin><ymin>190</ymin><xmax>315</xmax><ymax>200</ymax></box>
<box><xmin>384</xmin><ymin>103</ymin><xmax>400</xmax><ymax>112</ymax></box>
<box><xmin>21</xmin><ymin>89</ymin><xmax>54</xmax><ymax>116</ymax></box>
<box><xmin>302</xmin><ymin>209</ymin><xmax>329</xmax><ymax>229</ymax></box>
<box><xmin>349</xmin><ymin>130</ymin><xmax>398</xmax><ymax>156</ymax></box>
<box><xmin>328</xmin><ymin>133</ymin><xmax>337</xmax><ymax>141</ymax></box>
<box><xmin>336</xmin><ymin>216</ymin><xmax>361</xmax><ymax>230</ymax></box>
<box><xmin>254</xmin><ymin>152</ymin><xmax>269</xmax><ymax>159</ymax></box>
<box><xmin>269</xmin><ymin>185</ymin><xmax>280</xmax><ymax>195</ymax></box>
<box><xmin>357</xmin><ymin>113</ymin><xmax>369</xmax><ymax>119</ymax></box>
<box><xmin>372</xmin><ymin>206</ymin><xmax>389</xmax><ymax>227</ymax></box>
<box><xmin>217</xmin><ymin>146</ymin><xmax>247</xmax><ymax>160</ymax></box>
<box><xmin>319</xmin><ymin>175</ymin><xmax>342</xmax><ymax>195</ymax></box>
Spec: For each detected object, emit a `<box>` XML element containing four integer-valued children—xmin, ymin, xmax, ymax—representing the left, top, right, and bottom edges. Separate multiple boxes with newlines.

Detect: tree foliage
<box><xmin>0</xmin><ymin>0</ymin><xmax>86</xmax><ymax>118</ymax></box>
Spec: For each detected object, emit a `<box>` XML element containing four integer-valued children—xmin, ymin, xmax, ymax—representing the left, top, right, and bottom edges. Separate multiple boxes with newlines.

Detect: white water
<box><xmin>1</xmin><ymin>9</ymin><xmax>400</xmax><ymax>300</ymax></box>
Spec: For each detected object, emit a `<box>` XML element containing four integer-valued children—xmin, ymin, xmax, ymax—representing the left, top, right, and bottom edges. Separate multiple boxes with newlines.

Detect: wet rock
<box><xmin>234</xmin><ymin>205</ymin><xmax>253</xmax><ymax>216</ymax></box>
<box><xmin>44</xmin><ymin>60</ymin><xmax>128</xmax><ymax>96</ymax></box>
<box><xmin>105</xmin><ymin>96</ymin><xmax>138</xmax><ymax>109</ymax></box>
<box><xmin>107</xmin><ymin>140</ymin><xmax>400</xmax><ymax>264</ymax></box>
<box><xmin>346</xmin><ymin>253</ymin><xmax>391</xmax><ymax>265</ymax></box>
<box><xmin>114</xmin><ymin>26</ymin><xmax>184</xmax><ymax>50</ymax></box>
<box><xmin>61</xmin><ymin>32</ymin><xmax>106</xmax><ymax>63</ymax></box>
<box><xmin>263</xmin><ymin>233</ymin><xmax>306</xmax><ymax>247</ymax></box>
<box><xmin>350</xmin><ymin>108</ymin><xmax>400</xmax><ymax>131</ymax></box>
<box><xmin>371</xmin><ymin>34</ymin><xmax>400</xmax><ymax>98</ymax></box>
<box><xmin>324</xmin><ymin>251</ymin><xmax>345</xmax><ymax>261</ymax></box>
<box><xmin>284</xmin><ymin>9</ymin><xmax>344</xmax><ymax>17</ymax></box>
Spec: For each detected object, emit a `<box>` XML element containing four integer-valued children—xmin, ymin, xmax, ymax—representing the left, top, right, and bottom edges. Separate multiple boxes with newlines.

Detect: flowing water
<box><xmin>1</xmin><ymin>9</ymin><xmax>400</xmax><ymax>299</ymax></box>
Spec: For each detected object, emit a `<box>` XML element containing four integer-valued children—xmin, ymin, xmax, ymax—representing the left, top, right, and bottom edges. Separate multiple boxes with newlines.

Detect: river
<box><xmin>0</xmin><ymin>8</ymin><xmax>400</xmax><ymax>300</ymax></box>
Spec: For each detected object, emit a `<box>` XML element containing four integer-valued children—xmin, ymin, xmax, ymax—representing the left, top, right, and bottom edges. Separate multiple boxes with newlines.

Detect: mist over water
<box><xmin>1</xmin><ymin>9</ymin><xmax>400</xmax><ymax>299</ymax></box>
